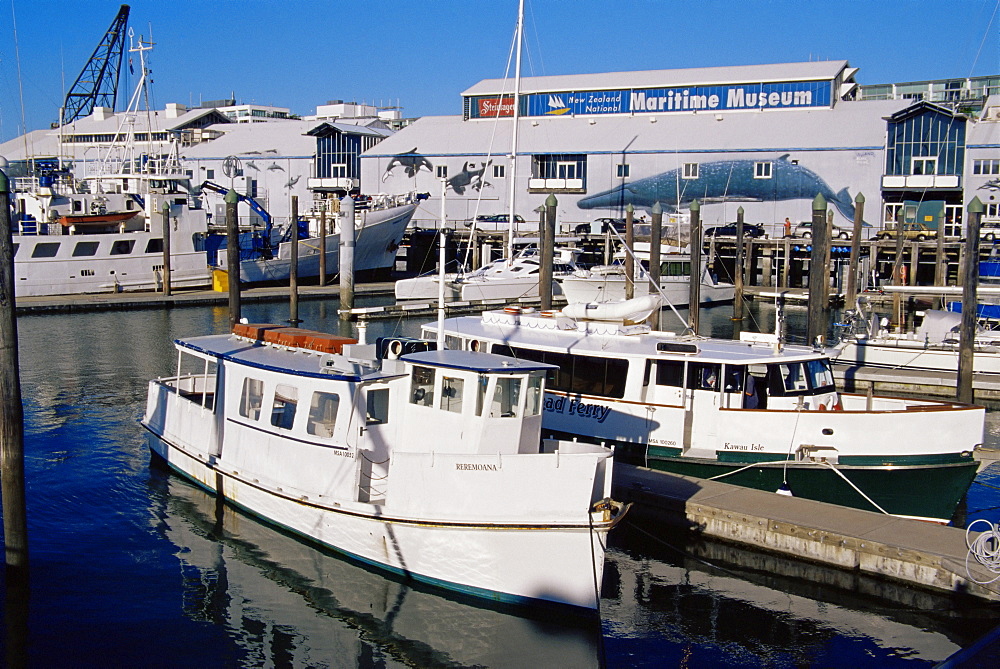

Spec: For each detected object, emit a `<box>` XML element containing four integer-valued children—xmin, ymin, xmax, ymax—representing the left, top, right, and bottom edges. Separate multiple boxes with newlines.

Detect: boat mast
<box><xmin>506</xmin><ymin>0</ymin><xmax>525</xmax><ymax>263</ymax></box>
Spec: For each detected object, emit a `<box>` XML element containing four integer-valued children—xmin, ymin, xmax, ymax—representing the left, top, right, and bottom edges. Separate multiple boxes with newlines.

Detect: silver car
<box><xmin>793</xmin><ymin>221</ymin><xmax>852</xmax><ymax>240</ymax></box>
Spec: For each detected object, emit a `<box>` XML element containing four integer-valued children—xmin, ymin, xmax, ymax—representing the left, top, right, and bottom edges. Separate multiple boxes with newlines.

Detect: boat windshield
<box><xmin>767</xmin><ymin>358</ymin><xmax>836</xmax><ymax>397</ymax></box>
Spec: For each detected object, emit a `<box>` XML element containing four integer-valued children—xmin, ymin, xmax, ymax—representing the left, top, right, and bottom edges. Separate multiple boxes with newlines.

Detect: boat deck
<box><xmin>614</xmin><ymin>464</ymin><xmax>1000</xmax><ymax>602</ymax></box>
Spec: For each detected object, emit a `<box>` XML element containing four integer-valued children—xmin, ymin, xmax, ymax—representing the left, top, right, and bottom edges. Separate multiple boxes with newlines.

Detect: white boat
<box><xmin>229</xmin><ymin>195</ymin><xmax>418</xmax><ymax>284</ymax></box>
<box><xmin>394</xmin><ymin>246</ymin><xmax>581</xmax><ymax>301</ymax></box>
<box><xmin>141</xmin><ymin>324</ymin><xmax>626</xmax><ymax>610</ymax></box>
<box><xmin>832</xmin><ymin>300</ymin><xmax>1000</xmax><ymax>375</ymax></box>
<box><xmin>558</xmin><ymin>252</ymin><xmax>735</xmax><ymax>306</ymax></box>
<box><xmin>424</xmin><ymin>299</ymin><xmax>986</xmax><ymax>523</ymax></box>
<box><xmin>7</xmin><ymin>37</ymin><xmax>214</xmax><ymax>297</ymax></box>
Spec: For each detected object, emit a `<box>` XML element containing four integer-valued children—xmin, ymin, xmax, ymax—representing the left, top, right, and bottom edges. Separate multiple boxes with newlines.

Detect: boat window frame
<box><xmin>239</xmin><ymin>377</ymin><xmax>265</xmax><ymax>420</ymax></box>
<box><xmin>440</xmin><ymin>375</ymin><xmax>465</xmax><ymax>414</ymax></box>
<box><xmin>72</xmin><ymin>241</ymin><xmax>100</xmax><ymax>257</ymax></box>
<box><xmin>31</xmin><ymin>242</ymin><xmax>60</xmax><ymax>258</ymax></box>
<box><xmin>270</xmin><ymin>383</ymin><xmax>299</xmax><ymax>431</ymax></box>
<box><xmin>306</xmin><ymin>391</ymin><xmax>340</xmax><ymax>438</ymax></box>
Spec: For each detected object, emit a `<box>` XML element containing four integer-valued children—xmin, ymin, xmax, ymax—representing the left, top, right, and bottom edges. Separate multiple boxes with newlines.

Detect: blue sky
<box><xmin>1</xmin><ymin>0</ymin><xmax>998</xmax><ymax>143</ymax></box>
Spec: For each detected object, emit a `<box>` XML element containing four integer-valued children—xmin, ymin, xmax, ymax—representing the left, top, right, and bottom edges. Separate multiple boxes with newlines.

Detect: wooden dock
<box><xmin>613</xmin><ymin>464</ymin><xmax>1000</xmax><ymax>603</ymax></box>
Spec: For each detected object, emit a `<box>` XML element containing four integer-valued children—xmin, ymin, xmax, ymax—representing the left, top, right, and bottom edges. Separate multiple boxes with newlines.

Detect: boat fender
<box><xmin>469</xmin><ymin>339</ymin><xmax>483</xmax><ymax>352</ymax></box>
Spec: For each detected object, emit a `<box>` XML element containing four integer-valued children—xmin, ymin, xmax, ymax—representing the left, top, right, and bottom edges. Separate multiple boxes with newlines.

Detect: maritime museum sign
<box><xmin>468</xmin><ymin>80</ymin><xmax>832</xmax><ymax>119</ymax></box>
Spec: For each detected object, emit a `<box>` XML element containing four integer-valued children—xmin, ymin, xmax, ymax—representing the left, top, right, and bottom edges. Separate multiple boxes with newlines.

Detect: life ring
<box><xmin>540</xmin><ymin>310</ymin><xmax>559</xmax><ymax>318</ymax></box>
<box><xmin>503</xmin><ymin>306</ymin><xmax>522</xmax><ymax>314</ymax></box>
<box><xmin>899</xmin><ymin>265</ymin><xmax>909</xmax><ymax>286</ymax></box>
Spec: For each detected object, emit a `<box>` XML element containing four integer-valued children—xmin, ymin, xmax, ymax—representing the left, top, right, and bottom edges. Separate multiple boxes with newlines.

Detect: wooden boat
<box><xmin>425</xmin><ymin>299</ymin><xmax>986</xmax><ymax>523</ymax></box>
<box><xmin>141</xmin><ymin>324</ymin><xmax>626</xmax><ymax>610</ymax></box>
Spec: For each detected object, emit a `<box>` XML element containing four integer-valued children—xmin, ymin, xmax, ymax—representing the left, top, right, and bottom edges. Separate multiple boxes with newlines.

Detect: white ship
<box><xmin>141</xmin><ymin>324</ymin><xmax>626</xmax><ymax>610</ymax></box>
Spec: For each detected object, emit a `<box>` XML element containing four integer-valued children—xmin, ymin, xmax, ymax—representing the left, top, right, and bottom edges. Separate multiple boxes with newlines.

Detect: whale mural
<box><xmin>578</xmin><ymin>155</ymin><xmax>861</xmax><ymax>222</ymax></box>
<box><xmin>382</xmin><ymin>148</ymin><xmax>434</xmax><ymax>182</ymax></box>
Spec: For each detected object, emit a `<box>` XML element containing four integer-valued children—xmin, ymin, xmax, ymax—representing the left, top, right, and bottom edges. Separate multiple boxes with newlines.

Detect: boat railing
<box><xmin>156</xmin><ymin>373</ymin><xmax>217</xmax><ymax>411</ymax></box>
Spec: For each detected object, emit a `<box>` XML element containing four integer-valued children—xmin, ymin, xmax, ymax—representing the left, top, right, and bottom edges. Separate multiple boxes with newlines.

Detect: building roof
<box><xmin>462</xmin><ymin>61</ymin><xmax>852</xmax><ymax>97</ymax></box>
<box><xmin>366</xmin><ymin>98</ymin><xmax>907</xmax><ymax>160</ymax></box>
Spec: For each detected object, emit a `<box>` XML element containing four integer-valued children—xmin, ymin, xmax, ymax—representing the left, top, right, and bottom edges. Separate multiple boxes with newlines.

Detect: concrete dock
<box><xmin>613</xmin><ymin>463</ymin><xmax>1000</xmax><ymax>603</ymax></box>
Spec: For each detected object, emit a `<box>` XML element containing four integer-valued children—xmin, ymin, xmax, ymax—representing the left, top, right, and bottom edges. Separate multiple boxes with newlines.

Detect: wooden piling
<box><xmin>959</xmin><ymin>197</ymin><xmax>984</xmax><ymax>404</ymax></box>
<box><xmin>688</xmin><ymin>200</ymin><xmax>702</xmax><ymax>334</ymax></box>
<box><xmin>649</xmin><ymin>202</ymin><xmax>662</xmax><ymax>329</ymax></box>
<box><xmin>0</xmin><ymin>169</ymin><xmax>29</xmax><ymax>574</ymax></box>
<box><xmin>160</xmin><ymin>200</ymin><xmax>171</xmax><ymax>296</ymax></box>
<box><xmin>319</xmin><ymin>207</ymin><xmax>327</xmax><ymax>287</ymax></box>
<box><xmin>540</xmin><ymin>194</ymin><xmax>557</xmax><ymax>310</ymax></box>
<box><xmin>339</xmin><ymin>196</ymin><xmax>356</xmax><ymax>321</ymax></box>
<box><xmin>224</xmin><ymin>189</ymin><xmax>241</xmax><ymax>330</ymax></box>
<box><xmin>289</xmin><ymin>196</ymin><xmax>300</xmax><ymax>325</ymax></box>
<box><xmin>625</xmin><ymin>204</ymin><xmax>635</xmax><ymax>300</ymax></box>
<box><xmin>845</xmin><ymin>193</ymin><xmax>865</xmax><ymax>306</ymax></box>
<box><xmin>732</xmin><ymin>207</ymin><xmax>746</xmax><ymax>340</ymax></box>
<box><xmin>807</xmin><ymin>194</ymin><xmax>830</xmax><ymax>346</ymax></box>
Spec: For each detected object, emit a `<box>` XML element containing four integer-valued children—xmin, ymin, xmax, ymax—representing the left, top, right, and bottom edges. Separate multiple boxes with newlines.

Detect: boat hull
<box><xmin>145</xmin><ymin>425</ymin><xmax>615</xmax><ymax>611</ymax></box>
<box><xmin>237</xmin><ymin>204</ymin><xmax>415</xmax><ymax>283</ymax></box>
<box><xmin>617</xmin><ymin>446</ymin><xmax>980</xmax><ymax>523</ymax></box>
<box><xmin>835</xmin><ymin>340</ymin><xmax>1000</xmax><ymax>375</ymax></box>
<box><xmin>558</xmin><ymin>273</ymin><xmax>734</xmax><ymax>306</ymax></box>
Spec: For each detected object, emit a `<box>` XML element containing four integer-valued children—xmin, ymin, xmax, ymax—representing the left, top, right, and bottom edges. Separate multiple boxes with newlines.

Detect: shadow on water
<box><xmin>145</xmin><ymin>464</ymin><xmax>604</xmax><ymax>669</ymax></box>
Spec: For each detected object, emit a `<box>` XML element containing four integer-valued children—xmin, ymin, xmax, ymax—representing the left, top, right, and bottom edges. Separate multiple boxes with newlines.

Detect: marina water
<box><xmin>2</xmin><ymin>299</ymin><xmax>999</xmax><ymax>667</ymax></box>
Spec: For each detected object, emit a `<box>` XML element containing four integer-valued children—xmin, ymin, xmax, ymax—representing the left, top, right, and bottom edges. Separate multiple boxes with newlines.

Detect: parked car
<box><xmin>576</xmin><ymin>217</ymin><xmax>627</xmax><ymax>234</ymax></box>
<box><xmin>465</xmin><ymin>213</ymin><xmax>526</xmax><ymax>229</ymax></box>
<box><xmin>875</xmin><ymin>222</ymin><xmax>937</xmax><ymax>241</ymax></box>
<box><xmin>793</xmin><ymin>221</ymin><xmax>852</xmax><ymax>240</ymax></box>
<box><xmin>703</xmin><ymin>223</ymin><xmax>766</xmax><ymax>238</ymax></box>
<box><xmin>982</xmin><ymin>221</ymin><xmax>1000</xmax><ymax>242</ymax></box>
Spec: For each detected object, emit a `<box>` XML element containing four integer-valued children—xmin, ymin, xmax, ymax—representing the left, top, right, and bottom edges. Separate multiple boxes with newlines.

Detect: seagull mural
<box><xmin>447</xmin><ymin>161</ymin><xmax>492</xmax><ymax>195</ymax></box>
<box><xmin>382</xmin><ymin>148</ymin><xmax>434</xmax><ymax>181</ymax></box>
<box><xmin>578</xmin><ymin>154</ymin><xmax>862</xmax><ymax>222</ymax></box>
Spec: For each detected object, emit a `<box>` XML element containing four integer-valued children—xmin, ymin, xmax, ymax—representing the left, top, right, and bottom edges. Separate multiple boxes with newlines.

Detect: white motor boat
<box><xmin>395</xmin><ymin>246</ymin><xmax>581</xmax><ymax>302</ymax></box>
<box><xmin>559</xmin><ymin>252</ymin><xmax>735</xmax><ymax>306</ymax></box>
<box><xmin>424</xmin><ymin>298</ymin><xmax>986</xmax><ymax>523</ymax></box>
<box><xmin>141</xmin><ymin>324</ymin><xmax>626</xmax><ymax>610</ymax></box>
<box><xmin>832</xmin><ymin>299</ymin><xmax>1000</xmax><ymax>375</ymax></box>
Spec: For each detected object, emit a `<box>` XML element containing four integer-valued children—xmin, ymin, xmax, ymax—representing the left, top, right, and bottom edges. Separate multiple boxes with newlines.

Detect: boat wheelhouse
<box><xmin>141</xmin><ymin>324</ymin><xmax>625</xmax><ymax>610</ymax></box>
<box><xmin>425</xmin><ymin>305</ymin><xmax>986</xmax><ymax>523</ymax></box>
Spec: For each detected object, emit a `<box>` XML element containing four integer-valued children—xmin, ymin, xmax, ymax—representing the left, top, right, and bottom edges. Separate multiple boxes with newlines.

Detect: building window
<box><xmin>531</xmin><ymin>154</ymin><xmax>588</xmax><ymax>189</ymax></box>
<box><xmin>493</xmin><ymin>164</ymin><xmax>505</xmax><ymax>178</ymax></box>
<box><xmin>974</xmin><ymin>159</ymin><xmax>1000</xmax><ymax>175</ymax></box>
<box><xmin>754</xmin><ymin>162</ymin><xmax>772</xmax><ymax>179</ymax></box>
<box><xmin>206</xmin><ymin>169</ymin><xmax>215</xmax><ymax>180</ymax></box>
<box><xmin>683</xmin><ymin>163</ymin><xmax>699</xmax><ymax>179</ymax></box>
<box><xmin>884</xmin><ymin>203</ymin><xmax>904</xmax><ymax>223</ymax></box>
<box><xmin>986</xmin><ymin>203</ymin><xmax>1000</xmax><ymax>219</ymax></box>
<box><xmin>912</xmin><ymin>157</ymin><xmax>938</xmax><ymax>175</ymax></box>
<box><xmin>616</xmin><ymin>163</ymin><xmax>630</xmax><ymax>178</ymax></box>
<box><xmin>436</xmin><ymin>165</ymin><xmax>448</xmax><ymax>178</ymax></box>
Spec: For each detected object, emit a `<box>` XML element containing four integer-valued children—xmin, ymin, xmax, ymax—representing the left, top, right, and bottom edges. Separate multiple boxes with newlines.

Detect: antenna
<box><xmin>61</xmin><ymin>4</ymin><xmax>130</xmax><ymax>124</ymax></box>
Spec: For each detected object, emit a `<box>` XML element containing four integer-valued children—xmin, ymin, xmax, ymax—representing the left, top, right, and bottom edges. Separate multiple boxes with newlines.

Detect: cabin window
<box><xmin>662</xmin><ymin>261</ymin><xmax>691</xmax><ymax>277</ymax></box>
<box><xmin>476</xmin><ymin>374</ymin><xmax>489</xmax><ymax>416</ymax></box>
<box><xmin>440</xmin><ymin>376</ymin><xmax>464</xmax><ymax>413</ymax></box>
<box><xmin>110</xmin><ymin>240</ymin><xmax>135</xmax><ymax>255</ymax></box>
<box><xmin>411</xmin><ymin>366</ymin><xmax>435</xmax><ymax>407</ymax></box>
<box><xmin>307</xmin><ymin>392</ymin><xmax>340</xmax><ymax>437</ymax></box>
<box><xmin>806</xmin><ymin>359</ymin><xmax>835</xmax><ymax>392</ymax></box>
<box><xmin>366</xmin><ymin>388</ymin><xmax>389</xmax><ymax>424</ymax></box>
<box><xmin>270</xmin><ymin>384</ymin><xmax>298</xmax><ymax>430</ymax></box>
<box><xmin>688</xmin><ymin>363</ymin><xmax>721</xmax><ymax>391</ymax></box>
<box><xmin>31</xmin><ymin>242</ymin><xmax>60</xmax><ymax>258</ymax></box>
<box><xmin>722</xmin><ymin>365</ymin><xmax>744</xmax><ymax>393</ymax></box>
<box><xmin>525</xmin><ymin>374</ymin><xmax>543</xmax><ymax>416</ymax></box>
<box><xmin>239</xmin><ymin>377</ymin><xmax>264</xmax><ymax>420</ymax></box>
<box><xmin>145</xmin><ymin>239</ymin><xmax>164</xmax><ymax>254</ymax></box>
<box><xmin>494</xmin><ymin>345</ymin><xmax>628</xmax><ymax>399</ymax></box>
<box><xmin>126</xmin><ymin>200</ymin><xmax>136</xmax><ymax>210</ymax></box>
<box><xmin>491</xmin><ymin>376</ymin><xmax>521</xmax><ymax>418</ymax></box>
<box><xmin>72</xmin><ymin>199</ymin><xmax>83</xmax><ymax>212</ymax></box>
<box><xmin>72</xmin><ymin>241</ymin><xmax>99</xmax><ymax>257</ymax></box>
<box><xmin>444</xmin><ymin>335</ymin><xmax>464</xmax><ymax>351</ymax></box>
<box><xmin>655</xmin><ymin>360</ymin><xmax>685</xmax><ymax>387</ymax></box>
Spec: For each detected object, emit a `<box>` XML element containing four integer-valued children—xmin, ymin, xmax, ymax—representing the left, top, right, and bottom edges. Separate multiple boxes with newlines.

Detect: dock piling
<box><xmin>625</xmin><ymin>204</ymin><xmax>635</xmax><ymax>301</ymax></box>
<box><xmin>649</xmin><ymin>202</ymin><xmax>662</xmax><ymax>329</ymax></box>
<box><xmin>540</xmin><ymin>194</ymin><xmax>556</xmax><ymax>310</ymax></box>
<box><xmin>959</xmin><ymin>197</ymin><xmax>984</xmax><ymax>403</ymax></box>
<box><xmin>732</xmin><ymin>206</ymin><xmax>745</xmax><ymax>339</ymax></box>
<box><xmin>0</xmin><ymin>169</ymin><xmax>29</xmax><ymax>576</ymax></box>
<box><xmin>807</xmin><ymin>194</ymin><xmax>830</xmax><ymax>345</ymax></box>
<box><xmin>689</xmin><ymin>200</ymin><xmax>701</xmax><ymax>334</ymax></box>
<box><xmin>289</xmin><ymin>195</ymin><xmax>300</xmax><ymax>325</ymax></box>
<box><xmin>161</xmin><ymin>200</ymin><xmax>171</xmax><ymax>296</ymax></box>
<box><xmin>845</xmin><ymin>193</ymin><xmax>865</xmax><ymax>306</ymax></box>
<box><xmin>339</xmin><ymin>195</ymin><xmax>355</xmax><ymax>321</ymax></box>
<box><xmin>224</xmin><ymin>189</ymin><xmax>241</xmax><ymax>329</ymax></box>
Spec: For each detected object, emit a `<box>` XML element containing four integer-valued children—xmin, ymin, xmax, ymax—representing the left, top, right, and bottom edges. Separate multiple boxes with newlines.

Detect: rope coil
<box><xmin>966</xmin><ymin>519</ymin><xmax>1000</xmax><ymax>584</ymax></box>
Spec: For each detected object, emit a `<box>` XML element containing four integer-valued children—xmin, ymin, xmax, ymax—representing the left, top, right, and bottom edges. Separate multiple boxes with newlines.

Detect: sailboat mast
<box><xmin>506</xmin><ymin>0</ymin><xmax>525</xmax><ymax>263</ymax></box>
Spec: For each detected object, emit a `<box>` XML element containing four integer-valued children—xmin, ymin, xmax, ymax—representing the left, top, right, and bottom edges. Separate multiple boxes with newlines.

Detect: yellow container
<box><xmin>212</xmin><ymin>269</ymin><xmax>229</xmax><ymax>292</ymax></box>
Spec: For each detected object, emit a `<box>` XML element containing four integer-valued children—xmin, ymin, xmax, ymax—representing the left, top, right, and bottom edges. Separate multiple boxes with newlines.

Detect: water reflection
<box><xmin>150</xmin><ymin>469</ymin><xmax>603</xmax><ymax>668</ymax></box>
